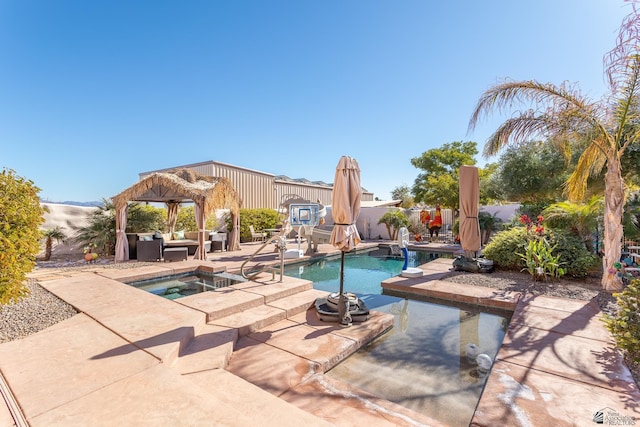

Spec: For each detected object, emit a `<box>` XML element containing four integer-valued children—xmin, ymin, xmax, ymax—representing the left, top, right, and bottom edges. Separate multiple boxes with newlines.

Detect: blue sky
<box><xmin>0</xmin><ymin>1</ymin><xmax>631</xmax><ymax>203</ymax></box>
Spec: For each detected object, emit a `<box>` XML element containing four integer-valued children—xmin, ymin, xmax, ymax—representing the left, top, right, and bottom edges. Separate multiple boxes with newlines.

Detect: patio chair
<box><xmin>249</xmin><ymin>225</ymin><xmax>267</xmax><ymax>242</ymax></box>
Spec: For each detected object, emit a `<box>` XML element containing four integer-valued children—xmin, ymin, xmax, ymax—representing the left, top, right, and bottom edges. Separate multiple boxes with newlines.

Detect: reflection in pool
<box><xmin>284</xmin><ymin>251</ymin><xmax>510</xmax><ymax>427</ymax></box>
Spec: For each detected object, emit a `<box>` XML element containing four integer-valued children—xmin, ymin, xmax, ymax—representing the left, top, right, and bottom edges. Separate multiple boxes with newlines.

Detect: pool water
<box><xmin>283</xmin><ymin>250</ymin><xmax>444</xmax><ymax>295</ymax></box>
<box><xmin>284</xmin><ymin>251</ymin><xmax>509</xmax><ymax>427</ymax></box>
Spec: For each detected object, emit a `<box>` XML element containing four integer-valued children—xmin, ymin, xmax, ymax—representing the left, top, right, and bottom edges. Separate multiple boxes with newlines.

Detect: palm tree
<box><xmin>542</xmin><ymin>197</ymin><xmax>603</xmax><ymax>253</ymax></box>
<box><xmin>41</xmin><ymin>226</ymin><xmax>67</xmax><ymax>261</ymax></box>
<box><xmin>468</xmin><ymin>5</ymin><xmax>640</xmax><ymax>291</ymax></box>
<box><xmin>478</xmin><ymin>211</ymin><xmax>502</xmax><ymax>245</ymax></box>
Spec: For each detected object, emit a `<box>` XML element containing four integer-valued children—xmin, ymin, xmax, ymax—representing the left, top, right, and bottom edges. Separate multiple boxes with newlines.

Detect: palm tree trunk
<box><xmin>602</xmin><ymin>158</ymin><xmax>625</xmax><ymax>292</ymax></box>
<box><xmin>44</xmin><ymin>237</ymin><xmax>52</xmax><ymax>261</ymax></box>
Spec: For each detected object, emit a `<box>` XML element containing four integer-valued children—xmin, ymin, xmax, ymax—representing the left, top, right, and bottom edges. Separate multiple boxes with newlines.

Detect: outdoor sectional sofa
<box><xmin>134</xmin><ymin>231</ymin><xmax>212</xmax><ymax>261</ymax></box>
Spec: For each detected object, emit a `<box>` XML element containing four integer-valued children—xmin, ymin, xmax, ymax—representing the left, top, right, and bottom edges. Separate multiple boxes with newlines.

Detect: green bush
<box><xmin>238</xmin><ymin>208</ymin><xmax>279</xmax><ymax>242</ymax></box>
<box><xmin>377</xmin><ymin>210</ymin><xmax>410</xmax><ymax>240</ymax></box>
<box><xmin>174</xmin><ymin>206</ymin><xmax>218</xmax><ymax>232</ymax></box>
<box><xmin>549</xmin><ymin>231</ymin><xmax>599</xmax><ymax>278</ymax></box>
<box><xmin>483</xmin><ymin>227</ymin><xmax>598</xmax><ymax>278</ymax></box>
<box><xmin>127</xmin><ymin>204</ymin><xmax>166</xmax><ymax>233</ymax></box>
<box><xmin>483</xmin><ymin>227</ymin><xmax>528</xmax><ymax>269</ymax></box>
<box><xmin>0</xmin><ymin>168</ymin><xmax>45</xmax><ymax>304</ymax></box>
<box><xmin>604</xmin><ymin>279</ymin><xmax>640</xmax><ymax>361</ymax></box>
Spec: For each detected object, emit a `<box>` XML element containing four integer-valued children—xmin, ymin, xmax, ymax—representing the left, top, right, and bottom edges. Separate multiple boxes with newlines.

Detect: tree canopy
<box><xmin>390</xmin><ymin>185</ymin><xmax>414</xmax><ymax>208</ymax></box>
<box><xmin>488</xmin><ymin>141</ymin><xmax>568</xmax><ymax>203</ymax></box>
<box><xmin>410</xmin><ymin>141</ymin><xmax>478</xmax><ymax>209</ymax></box>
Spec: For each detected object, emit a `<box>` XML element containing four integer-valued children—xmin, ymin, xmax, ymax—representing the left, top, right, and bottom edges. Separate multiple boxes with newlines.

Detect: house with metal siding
<box><xmin>140</xmin><ymin>160</ymin><xmax>374</xmax><ymax>209</ymax></box>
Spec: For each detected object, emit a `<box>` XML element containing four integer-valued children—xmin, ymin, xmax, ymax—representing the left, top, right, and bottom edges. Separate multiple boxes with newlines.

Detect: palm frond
<box><xmin>565</xmin><ymin>141</ymin><xmax>608</xmax><ymax>201</ymax></box>
<box><xmin>605</xmin><ymin>2</ymin><xmax>640</xmax><ymax>92</ymax></box>
<box><xmin>470</xmin><ymin>80</ymin><xmax>590</xmax><ymax>131</ymax></box>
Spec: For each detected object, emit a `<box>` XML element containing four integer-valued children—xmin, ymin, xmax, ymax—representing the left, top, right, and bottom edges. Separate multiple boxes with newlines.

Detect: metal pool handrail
<box><xmin>241</xmin><ymin>232</ymin><xmax>287</xmax><ymax>282</ymax></box>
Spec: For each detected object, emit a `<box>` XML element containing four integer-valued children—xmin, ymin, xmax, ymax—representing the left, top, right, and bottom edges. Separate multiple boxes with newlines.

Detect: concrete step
<box><xmin>267</xmin><ymin>288</ymin><xmax>328</xmax><ymax>317</ymax></box>
<box><xmin>171</xmin><ymin>324</ymin><xmax>238</xmax><ymax>374</ymax></box>
<box><xmin>174</xmin><ymin>279</ymin><xmax>326</xmax><ymax>373</ymax></box>
<box><xmin>209</xmin><ymin>285</ymin><xmax>328</xmax><ymax>337</ymax></box>
<box><xmin>176</xmin><ymin>275</ymin><xmax>314</xmax><ymax>322</ymax></box>
<box><xmin>210</xmin><ymin>304</ymin><xmax>289</xmax><ymax>337</ymax></box>
<box><xmin>228</xmin><ymin>275</ymin><xmax>314</xmax><ymax>304</ymax></box>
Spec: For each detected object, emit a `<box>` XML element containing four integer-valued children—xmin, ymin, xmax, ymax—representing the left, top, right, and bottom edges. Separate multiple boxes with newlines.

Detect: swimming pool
<box><xmin>283</xmin><ymin>250</ymin><xmax>509</xmax><ymax>427</ymax></box>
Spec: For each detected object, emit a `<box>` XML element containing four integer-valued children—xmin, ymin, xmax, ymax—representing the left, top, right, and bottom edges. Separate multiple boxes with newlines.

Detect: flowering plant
<box><xmin>83</xmin><ymin>243</ymin><xmax>96</xmax><ymax>254</ymax></box>
<box><xmin>517</xmin><ymin>214</ymin><xmax>565</xmax><ymax>280</ymax></box>
<box><xmin>519</xmin><ymin>214</ymin><xmax>545</xmax><ymax>236</ymax></box>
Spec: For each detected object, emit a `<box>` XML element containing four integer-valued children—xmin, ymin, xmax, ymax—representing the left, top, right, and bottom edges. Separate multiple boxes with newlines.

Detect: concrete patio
<box><xmin>1</xmin><ymin>240</ymin><xmax>638</xmax><ymax>426</ymax></box>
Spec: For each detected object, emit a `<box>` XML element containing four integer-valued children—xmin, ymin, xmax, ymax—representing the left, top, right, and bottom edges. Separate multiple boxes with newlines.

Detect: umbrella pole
<box><xmin>339</xmin><ymin>251</ymin><xmax>345</xmax><ymax>295</ymax></box>
<box><xmin>337</xmin><ymin>251</ymin><xmax>351</xmax><ymax>326</ymax></box>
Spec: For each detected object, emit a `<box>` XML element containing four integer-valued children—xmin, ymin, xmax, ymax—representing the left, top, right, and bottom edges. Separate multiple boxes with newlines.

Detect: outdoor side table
<box><xmin>164</xmin><ymin>247</ymin><xmax>188</xmax><ymax>262</ymax></box>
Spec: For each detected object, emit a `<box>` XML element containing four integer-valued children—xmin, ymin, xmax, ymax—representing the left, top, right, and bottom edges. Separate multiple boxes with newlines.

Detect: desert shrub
<box><xmin>238</xmin><ymin>208</ymin><xmax>279</xmax><ymax>242</ymax></box>
<box><xmin>0</xmin><ymin>168</ymin><xmax>45</xmax><ymax>304</ymax></box>
<box><xmin>483</xmin><ymin>227</ymin><xmax>598</xmax><ymax>277</ymax></box>
<box><xmin>604</xmin><ymin>279</ymin><xmax>640</xmax><ymax>361</ymax></box>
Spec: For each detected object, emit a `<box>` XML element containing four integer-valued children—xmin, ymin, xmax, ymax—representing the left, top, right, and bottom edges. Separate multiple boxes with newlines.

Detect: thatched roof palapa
<box><xmin>113</xmin><ymin>168</ymin><xmax>242</xmax><ymax>215</ymax></box>
<box><xmin>113</xmin><ymin>168</ymin><xmax>242</xmax><ymax>261</ymax></box>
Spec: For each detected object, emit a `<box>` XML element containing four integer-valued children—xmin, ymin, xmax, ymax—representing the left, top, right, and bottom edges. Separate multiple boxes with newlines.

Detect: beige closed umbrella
<box><xmin>329</xmin><ymin>156</ymin><xmax>362</xmax><ymax>326</ymax></box>
<box><xmin>459</xmin><ymin>165</ymin><xmax>481</xmax><ymax>260</ymax></box>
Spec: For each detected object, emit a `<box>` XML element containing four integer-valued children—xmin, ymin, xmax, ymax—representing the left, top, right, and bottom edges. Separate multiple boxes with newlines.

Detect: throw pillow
<box><xmin>173</xmin><ymin>230</ymin><xmax>185</xmax><ymax>240</ymax></box>
<box><xmin>140</xmin><ymin>235</ymin><xmax>153</xmax><ymax>241</ymax></box>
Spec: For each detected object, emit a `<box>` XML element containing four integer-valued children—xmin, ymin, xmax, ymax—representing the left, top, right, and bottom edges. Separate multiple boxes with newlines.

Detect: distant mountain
<box><xmin>41</xmin><ymin>200</ymin><xmax>103</xmax><ymax>207</ymax></box>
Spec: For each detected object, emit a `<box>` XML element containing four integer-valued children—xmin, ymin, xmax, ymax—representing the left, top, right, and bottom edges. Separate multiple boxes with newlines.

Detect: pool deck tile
<box><xmin>470</xmin><ymin>292</ymin><xmax>640</xmax><ymax>426</ymax></box>
<box><xmin>0</xmin><ymin>313</ymin><xmax>159</xmax><ymax>420</ymax></box>
<box><xmin>471</xmin><ymin>359</ymin><xmax>640</xmax><ymax>427</ymax></box>
<box><xmin>41</xmin><ymin>273</ymin><xmax>206</xmax><ymax>364</ymax></box>
<box><xmin>509</xmin><ymin>295</ymin><xmax>611</xmax><ymax>341</ymax></box>
<box><xmin>30</xmin><ymin>364</ymin><xmax>262</xmax><ymax>427</ymax></box>
<box><xmin>2</xmin><ymin>241</ymin><xmax>638</xmax><ymax>426</ymax></box>
<box><xmin>383</xmin><ymin>276</ymin><xmax>521</xmax><ymax>310</ymax></box>
<box><xmin>183</xmin><ymin>369</ymin><xmax>334</xmax><ymax>427</ymax></box>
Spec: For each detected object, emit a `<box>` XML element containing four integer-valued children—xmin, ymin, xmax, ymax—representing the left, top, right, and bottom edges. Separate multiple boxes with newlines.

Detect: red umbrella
<box><xmin>329</xmin><ymin>156</ymin><xmax>362</xmax><ymax>326</ymax></box>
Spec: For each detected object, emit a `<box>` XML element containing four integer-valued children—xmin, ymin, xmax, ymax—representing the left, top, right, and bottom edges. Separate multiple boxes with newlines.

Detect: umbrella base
<box><xmin>315</xmin><ymin>296</ymin><xmax>370</xmax><ymax>323</ymax></box>
<box><xmin>453</xmin><ymin>255</ymin><xmax>494</xmax><ymax>273</ymax></box>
